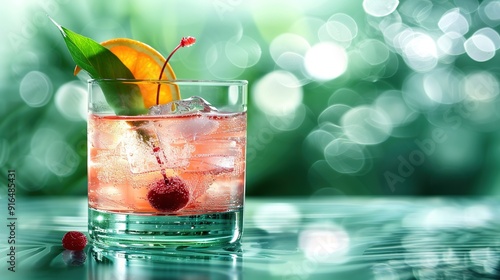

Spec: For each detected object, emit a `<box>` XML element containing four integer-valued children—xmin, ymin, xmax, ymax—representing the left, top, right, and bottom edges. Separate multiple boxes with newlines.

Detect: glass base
<box><xmin>88</xmin><ymin>208</ymin><xmax>243</xmax><ymax>250</ymax></box>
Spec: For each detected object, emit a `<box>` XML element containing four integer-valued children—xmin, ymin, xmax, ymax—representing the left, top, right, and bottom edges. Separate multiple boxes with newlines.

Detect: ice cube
<box><xmin>191</xmin><ymin>140</ymin><xmax>238</xmax><ymax>157</ymax></box>
<box><xmin>185</xmin><ymin>140</ymin><xmax>240</xmax><ymax>174</ymax></box>
<box><xmin>149</xmin><ymin>96</ymin><xmax>221</xmax><ymax>139</ymax></box>
<box><xmin>121</xmin><ymin>121</ymin><xmax>194</xmax><ymax>174</ymax></box>
<box><xmin>88</xmin><ymin>115</ymin><xmax>128</xmax><ymax>149</ymax></box>
<box><xmin>122</xmin><ymin>129</ymin><xmax>191</xmax><ymax>174</ymax></box>
<box><xmin>153</xmin><ymin>114</ymin><xmax>220</xmax><ymax>140</ymax></box>
<box><xmin>187</xmin><ymin>156</ymin><xmax>235</xmax><ymax>174</ymax></box>
<box><xmin>149</xmin><ymin>96</ymin><xmax>218</xmax><ymax>115</ymax></box>
<box><xmin>122</xmin><ymin>129</ymin><xmax>163</xmax><ymax>174</ymax></box>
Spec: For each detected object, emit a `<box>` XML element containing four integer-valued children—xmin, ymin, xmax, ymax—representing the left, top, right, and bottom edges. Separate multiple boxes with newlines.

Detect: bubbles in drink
<box><xmin>88</xmin><ymin>97</ymin><xmax>246</xmax><ymax>214</ymax></box>
<box><xmin>88</xmin><ymin>115</ymin><xmax>128</xmax><ymax>149</ymax></box>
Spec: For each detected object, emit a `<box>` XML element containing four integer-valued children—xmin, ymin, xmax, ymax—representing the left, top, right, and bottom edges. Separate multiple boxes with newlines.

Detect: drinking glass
<box><xmin>87</xmin><ymin>79</ymin><xmax>247</xmax><ymax>250</ymax></box>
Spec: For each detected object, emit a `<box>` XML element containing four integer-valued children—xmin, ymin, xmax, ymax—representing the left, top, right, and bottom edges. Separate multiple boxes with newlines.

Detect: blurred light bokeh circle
<box><xmin>4</xmin><ymin>0</ymin><xmax>500</xmax><ymax>196</ymax></box>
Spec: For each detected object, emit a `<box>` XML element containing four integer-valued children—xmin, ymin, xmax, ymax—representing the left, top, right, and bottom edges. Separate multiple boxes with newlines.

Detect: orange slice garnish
<box><xmin>75</xmin><ymin>38</ymin><xmax>179</xmax><ymax>108</ymax></box>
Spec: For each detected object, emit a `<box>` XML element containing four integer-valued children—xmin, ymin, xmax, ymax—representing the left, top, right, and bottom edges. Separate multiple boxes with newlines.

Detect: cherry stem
<box><xmin>156</xmin><ymin>36</ymin><xmax>196</xmax><ymax>105</ymax></box>
<box><xmin>152</xmin><ymin>36</ymin><xmax>196</xmax><ymax>183</ymax></box>
<box><xmin>152</xmin><ymin>145</ymin><xmax>167</xmax><ymax>180</ymax></box>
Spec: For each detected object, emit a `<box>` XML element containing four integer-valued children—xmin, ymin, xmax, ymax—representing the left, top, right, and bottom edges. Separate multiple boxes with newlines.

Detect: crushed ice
<box><xmin>149</xmin><ymin>96</ymin><xmax>218</xmax><ymax>116</ymax></box>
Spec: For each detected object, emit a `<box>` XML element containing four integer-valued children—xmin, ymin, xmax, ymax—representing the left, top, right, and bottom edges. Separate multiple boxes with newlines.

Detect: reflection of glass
<box><xmin>87</xmin><ymin>79</ymin><xmax>247</xmax><ymax>249</ymax></box>
<box><xmin>89</xmin><ymin>246</ymin><xmax>242</xmax><ymax>279</ymax></box>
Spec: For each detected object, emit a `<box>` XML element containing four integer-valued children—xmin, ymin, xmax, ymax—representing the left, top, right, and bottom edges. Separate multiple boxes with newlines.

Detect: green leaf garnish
<box><xmin>50</xmin><ymin>17</ymin><xmax>147</xmax><ymax>115</ymax></box>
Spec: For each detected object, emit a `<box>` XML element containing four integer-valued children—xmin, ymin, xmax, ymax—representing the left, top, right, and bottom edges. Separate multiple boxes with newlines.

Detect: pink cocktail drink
<box><xmin>88</xmin><ymin>112</ymin><xmax>246</xmax><ymax>214</ymax></box>
<box><xmin>87</xmin><ymin>80</ymin><xmax>247</xmax><ymax>249</ymax></box>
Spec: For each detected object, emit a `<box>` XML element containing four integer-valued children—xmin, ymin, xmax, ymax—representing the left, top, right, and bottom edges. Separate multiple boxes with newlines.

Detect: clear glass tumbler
<box><xmin>87</xmin><ymin>79</ymin><xmax>247</xmax><ymax>250</ymax></box>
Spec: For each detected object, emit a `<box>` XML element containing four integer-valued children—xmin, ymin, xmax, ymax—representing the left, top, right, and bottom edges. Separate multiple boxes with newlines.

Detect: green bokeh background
<box><xmin>1</xmin><ymin>0</ymin><xmax>500</xmax><ymax>197</ymax></box>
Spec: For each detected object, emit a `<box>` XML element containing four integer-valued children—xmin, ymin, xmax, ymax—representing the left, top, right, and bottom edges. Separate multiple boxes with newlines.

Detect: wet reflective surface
<box><xmin>1</xmin><ymin>197</ymin><xmax>500</xmax><ymax>279</ymax></box>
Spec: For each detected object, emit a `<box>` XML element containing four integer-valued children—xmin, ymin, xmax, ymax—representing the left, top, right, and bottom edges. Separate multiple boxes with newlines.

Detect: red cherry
<box><xmin>62</xmin><ymin>231</ymin><xmax>87</xmax><ymax>251</ymax></box>
<box><xmin>180</xmin><ymin>36</ymin><xmax>196</xmax><ymax>47</ymax></box>
<box><xmin>147</xmin><ymin>177</ymin><xmax>190</xmax><ymax>212</ymax></box>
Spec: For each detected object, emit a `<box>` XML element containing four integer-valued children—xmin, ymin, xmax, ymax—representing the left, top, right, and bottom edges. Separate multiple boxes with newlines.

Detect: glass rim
<box><xmin>88</xmin><ymin>78</ymin><xmax>248</xmax><ymax>86</ymax></box>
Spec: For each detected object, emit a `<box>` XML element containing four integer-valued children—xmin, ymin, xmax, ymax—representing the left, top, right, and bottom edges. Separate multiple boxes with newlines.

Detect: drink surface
<box><xmin>88</xmin><ymin>111</ymin><xmax>246</xmax><ymax>215</ymax></box>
